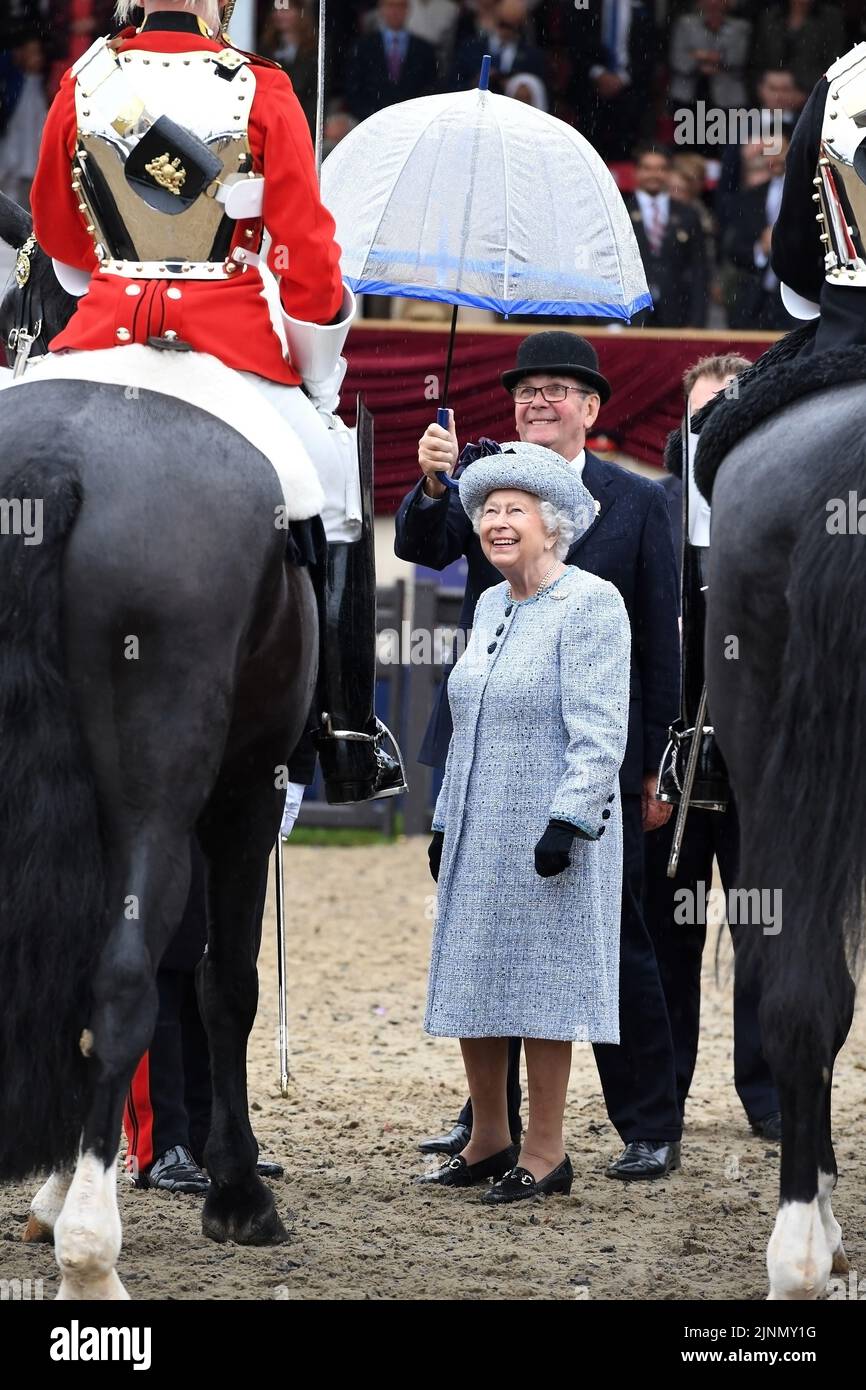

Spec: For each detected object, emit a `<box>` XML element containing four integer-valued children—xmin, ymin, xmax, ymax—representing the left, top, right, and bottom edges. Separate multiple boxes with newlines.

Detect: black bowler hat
<box><xmin>501</xmin><ymin>331</ymin><xmax>612</xmax><ymax>404</ymax></box>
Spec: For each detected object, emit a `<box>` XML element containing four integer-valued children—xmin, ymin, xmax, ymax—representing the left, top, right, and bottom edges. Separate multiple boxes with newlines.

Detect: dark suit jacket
<box><xmin>394</xmin><ymin>450</ymin><xmax>680</xmax><ymax>794</ymax></box>
<box><xmin>346</xmin><ymin>30</ymin><xmax>438</xmax><ymax>122</ymax></box>
<box><xmin>625</xmin><ymin>193</ymin><xmax>708</xmax><ymax>328</ymax></box>
<box><xmin>450</xmin><ymin>35</ymin><xmax>546</xmax><ymax>89</ymax></box>
<box><xmin>659</xmin><ymin>472</ymin><xmax>682</xmax><ymax>578</ymax></box>
<box><xmin>722</xmin><ymin>182</ymin><xmax>796</xmax><ymax>331</ymax></box>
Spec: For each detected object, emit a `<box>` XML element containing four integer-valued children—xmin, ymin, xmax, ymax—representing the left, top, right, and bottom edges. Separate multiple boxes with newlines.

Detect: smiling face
<box><xmin>514</xmin><ymin>373</ymin><xmax>600</xmax><ymax>460</ymax></box>
<box><xmin>479</xmin><ymin>488</ymin><xmax>551</xmax><ymax>575</ymax></box>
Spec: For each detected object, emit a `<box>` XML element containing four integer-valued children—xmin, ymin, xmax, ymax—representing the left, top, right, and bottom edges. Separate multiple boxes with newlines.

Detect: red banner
<box><xmin>342</xmin><ymin>323</ymin><xmax>777</xmax><ymax>513</ymax></box>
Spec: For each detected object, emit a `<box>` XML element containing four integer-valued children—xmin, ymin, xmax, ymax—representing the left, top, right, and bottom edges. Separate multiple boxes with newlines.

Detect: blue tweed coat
<box><xmin>425</xmin><ymin>566</ymin><xmax>630</xmax><ymax>1043</ymax></box>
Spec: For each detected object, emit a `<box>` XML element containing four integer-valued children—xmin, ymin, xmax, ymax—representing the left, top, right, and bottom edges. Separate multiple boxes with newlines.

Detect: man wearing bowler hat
<box><xmin>395</xmin><ymin>331</ymin><xmax>683</xmax><ymax>1179</ymax></box>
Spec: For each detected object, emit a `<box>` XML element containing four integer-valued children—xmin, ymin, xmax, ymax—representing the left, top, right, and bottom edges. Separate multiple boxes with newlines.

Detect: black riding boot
<box><xmin>313</xmin><ymin>536</ymin><xmax>407</xmax><ymax>804</ymax></box>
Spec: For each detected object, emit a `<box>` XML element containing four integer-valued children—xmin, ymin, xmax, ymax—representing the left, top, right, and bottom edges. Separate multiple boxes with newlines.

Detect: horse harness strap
<box><xmin>8</xmin><ymin>235</ymin><xmax>48</xmax><ymax>377</ymax></box>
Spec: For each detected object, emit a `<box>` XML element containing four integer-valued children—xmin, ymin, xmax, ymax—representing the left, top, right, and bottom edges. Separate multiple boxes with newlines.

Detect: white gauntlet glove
<box><xmin>280</xmin><ymin>782</ymin><xmax>306</xmax><ymax>838</ymax></box>
<box><xmin>281</xmin><ymin>285</ymin><xmax>356</xmax><ymax>418</ymax></box>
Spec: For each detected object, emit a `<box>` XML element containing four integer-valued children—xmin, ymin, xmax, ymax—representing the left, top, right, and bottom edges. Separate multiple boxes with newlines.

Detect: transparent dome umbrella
<box><xmin>321</xmin><ymin>57</ymin><xmax>651</xmax><ymax>484</ymax></box>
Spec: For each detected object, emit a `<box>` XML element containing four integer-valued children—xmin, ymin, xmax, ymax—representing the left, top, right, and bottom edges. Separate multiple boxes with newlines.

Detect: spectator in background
<box><xmin>626</xmin><ymin>145</ymin><xmax>709</xmax><ymax>328</ymax></box>
<box><xmin>750</xmin><ymin>1</ymin><xmax>846</xmax><ymax>104</ymax></box>
<box><xmin>565</xmin><ymin>0</ymin><xmax>660</xmax><ymax>163</ymax></box>
<box><xmin>346</xmin><ymin>0</ymin><xmax>438</xmax><ymax>122</ymax></box>
<box><xmin>670</xmin><ymin>0</ymin><xmax>752</xmax><ymax>130</ymax></box>
<box><xmin>405</xmin><ymin>0</ymin><xmax>460</xmax><ymax>62</ymax></box>
<box><xmin>451</xmin><ymin>0</ymin><xmax>545</xmax><ymax>91</ymax></box>
<box><xmin>505</xmin><ymin>70</ymin><xmax>547</xmax><ymax>110</ymax></box>
<box><xmin>0</xmin><ymin>31</ymin><xmax>47</xmax><ymax>210</ymax></box>
<box><xmin>713</xmin><ymin>67</ymin><xmax>804</xmax><ymax>229</ymax></box>
<box><xmin>669</xmin><ymin>152</ymin><xmax>718</xmax><ymax>282</ymax></box>
<box><xmin>721</xmin><ymin>130</ymin><xmax>796</xmax><ymax>329</ymax></box>
<box><xmin>260</xmin><ymin>1</ymin><xmax>318</xmax><ymax>137</ymax></box>
<box><xmin>321</xmin><ymin>106</ymin><xmax>358</xmax><ymax>160</ymax></box>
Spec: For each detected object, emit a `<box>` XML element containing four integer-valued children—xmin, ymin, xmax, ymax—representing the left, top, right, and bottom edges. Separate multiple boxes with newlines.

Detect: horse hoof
<box><xmin>202</xmin><ymin>1181</ymin><xmax>289</xmax><ymax>1247</ymax></box>
<box><xmin>832</xmin><ymin>1243</ymin><xmax>849</xmax><ymax>1275</ymax></box>
<box><xmin>56</xmin><ymin>1271</ymin><xmax>130</xmax><ymax>1301</ymax></box>
<box><xmin>22</xmin><ymin>1213</ymin><xmax>54</xmax><ymax>1244</ymax></box>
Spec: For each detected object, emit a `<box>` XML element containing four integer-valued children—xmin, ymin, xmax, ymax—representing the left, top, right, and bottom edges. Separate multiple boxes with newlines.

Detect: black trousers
<box><xmin>643</xmin><ymin>800</ymin><xmax>779</xmax><ymax>1125</ymax></box>
<box><xmin>459</xmin><ymin>794</ymin><xmax>682</xmax><ymax>1145</ymax></box>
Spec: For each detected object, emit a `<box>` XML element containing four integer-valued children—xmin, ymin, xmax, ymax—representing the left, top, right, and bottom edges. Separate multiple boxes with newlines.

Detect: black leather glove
<box><xmin>428</xmin><ymin>830</ymin><xmax>444</xmax><ymax>882</ymax></box>
<box><xmin>534</xmin><ymin>819</ymin><xmax>588</xmax><ymax>878</ymax></box>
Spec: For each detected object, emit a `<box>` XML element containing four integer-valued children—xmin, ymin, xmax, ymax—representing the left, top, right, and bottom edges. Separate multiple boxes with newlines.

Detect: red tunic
<box><xmin>29</xmin><ymin>27</ymin><xmax>343</xmax><ymax>384</ymax></box>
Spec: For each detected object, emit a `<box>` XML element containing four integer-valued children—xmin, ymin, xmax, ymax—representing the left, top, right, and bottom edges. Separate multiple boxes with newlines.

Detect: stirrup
<box><xmin>317</xmin><ymin>714</ymin><xmax>408</xmax><ymax>804</ymax></box>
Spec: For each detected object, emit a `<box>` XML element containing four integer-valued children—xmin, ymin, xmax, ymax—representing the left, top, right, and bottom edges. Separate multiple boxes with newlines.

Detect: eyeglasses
<box><xmin>511</xmin><ymin>384</ymin><xmax>595</xmax><ymax>404</ymax></box>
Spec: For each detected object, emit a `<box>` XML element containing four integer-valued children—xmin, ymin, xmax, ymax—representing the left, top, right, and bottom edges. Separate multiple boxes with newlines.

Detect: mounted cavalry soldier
<box><xmin>27</xmin><ymin>0</ymin><xmax>405</xmax><ymax>804</ymax></box>
<box><xmin>771</xmin><ymin>40</ymin><xmax>866</xmax><ymax>351</ymax></box>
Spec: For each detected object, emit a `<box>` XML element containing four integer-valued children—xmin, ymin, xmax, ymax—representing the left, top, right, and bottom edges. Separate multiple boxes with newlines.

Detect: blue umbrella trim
<box><xmin>344</xmin><ymin>277</ymin><xmax>653</xmax><ymax>321</ymax></box>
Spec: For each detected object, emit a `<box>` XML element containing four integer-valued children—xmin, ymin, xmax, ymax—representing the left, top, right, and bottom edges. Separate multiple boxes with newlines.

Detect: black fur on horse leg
<box><xmin>196</xmin><ymin>733</ymin><xmax>296</xmax><ymax>1247</ymax></box>
<box><xmin>197</xmin><ymin>561</ymin><xmax>317</xmax><ymax>1246</ymax></box>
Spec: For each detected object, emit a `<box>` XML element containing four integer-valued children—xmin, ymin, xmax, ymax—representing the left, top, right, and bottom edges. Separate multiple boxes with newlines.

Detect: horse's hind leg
<box><xmin>22</xmin><ymin>1170</ymin><xmax>72</xmax><ymax>1244</ymax></box>
<box><xmin>196</xmin><ymin>734</ymin><xmax>290</xmax><ymax>1247</ymax></box>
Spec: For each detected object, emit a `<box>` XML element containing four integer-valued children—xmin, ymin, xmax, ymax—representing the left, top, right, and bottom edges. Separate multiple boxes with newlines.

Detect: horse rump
<box><xmin>0</xmin><ymin>443</ymin><xmax>105</xmax><ymax>1178</ymax></box>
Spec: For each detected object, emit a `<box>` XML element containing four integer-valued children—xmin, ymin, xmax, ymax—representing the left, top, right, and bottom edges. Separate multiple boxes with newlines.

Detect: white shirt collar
<box><xmin>570</xmin><ymin>448</ymin><xmax>586</xmax><ymax>477</ymax></box>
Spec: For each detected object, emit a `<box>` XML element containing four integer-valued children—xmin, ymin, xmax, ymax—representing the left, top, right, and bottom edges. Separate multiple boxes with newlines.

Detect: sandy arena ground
<box><xmin>2</xmin><ymin>838</ymin><xmax>865</xmax><ymax>1301</ymax></box>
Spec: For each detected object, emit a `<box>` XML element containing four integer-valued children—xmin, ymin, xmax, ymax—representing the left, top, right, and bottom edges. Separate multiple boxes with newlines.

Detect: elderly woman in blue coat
<box><xmin>419</xmin><ymin>442</ymin><xmax>630</xmax><ymax>1204</ymax></box>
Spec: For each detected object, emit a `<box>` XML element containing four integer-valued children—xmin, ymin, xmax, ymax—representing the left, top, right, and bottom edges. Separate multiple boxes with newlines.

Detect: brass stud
<box><xmin>244</xmin><ymin>229</ymin><xmax>254</xmax><ymax>239</ymax></box>
<box><xmin>86</xmin><ymin>223</ymin><xmax>95</xmax><ymax>233</ymax></box>
<box><xmin>162</xmin><ymin>60</ymin><xmax>170</xmax><ymax>67</ymax></box>
<box><xmin>816</xmin><ymin>213</ymin><xmax>824</xmax><ymax>221</ymax></box>
<box><xmin>82</xmin><ymin>109</ymin><xmax>90</xmax><ymax>116</ymax></box>
<box><xmin>830</xmin><ymin>111</ymin><xmax>837</xmax><ymax>119</ymax></box>
<box><xmin>77</xmin><ymin>202</ymin><xmax>88</xmax><ymax>213</ymax></box>
<box><xmin>820</xmin><ymin>233</ymin><xmax>830</xmax><ymax>242</ymax></box>
<box><xmin>135</xmin><ymin>264</ymin><xmax>143</xmax><ymax>272</ymax></box>
<box><xmin>71</xmin><ymin>179</ymin><xmax>81</xmax><ymax>190</ymax></box>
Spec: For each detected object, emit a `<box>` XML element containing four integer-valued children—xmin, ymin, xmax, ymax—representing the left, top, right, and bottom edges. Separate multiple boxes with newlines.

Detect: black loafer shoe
<box><xmin>417</xmin><ymin>1122</ymin><xmax>472</xmax><ymax>1156</ymax></box>
<box><xmin>481</xmin><ymin>1155</ymin><xmax>574</xmax><ymax>1205</ymax></box>
<box><xmin>415</xmin><ymin>1143</ymin><xmax>518</xmax><ymax>1188</ymax></box>
<box><xmin>142</xmin><ymin>1145</ymin><xmax>210</xmax><ymax>1194</ymax></box>
<box><xmin>606</xmin><ymin>1140</ymin><xmax>681</xmax><ymax>1181</ymax></box>
<box><xmin>256</xmin><ymin>1160</ymin><xmax>285</xmax><ymax>1179</ymax></box>
<box><xmin>750</xmin><ymin>1112</ymin><xmax>781</xmax><ymax>1143</ymax></box>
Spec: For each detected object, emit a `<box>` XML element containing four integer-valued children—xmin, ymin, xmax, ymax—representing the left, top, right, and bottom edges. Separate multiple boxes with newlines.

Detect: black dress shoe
<box><xmin>141</xmin><ymin>1145</ymin><xmax>210</xmax><ymax>1194</ymax></box>
<box><xmin>606</xmin><ymin>1140</ymin><xmax>681</xmax><ymax>1181</ymax></box>
<box><xmin>750</xmin><ymin>1112</ymin><xmax>782</xmax><ymax>1143</ymax></box>
<box><xmin>417</xmin><ymin>1122</ymin><xmax>472</xmax><ymax>1156</ymax></box>
<box><xmin>256</xmin><ymin>1160</ymin><xmax>285</xmax><ymax>1179</ymax></box>
<box><xmin>481</xmin><ymin>1155</ymin><xmax>574</xmax><ymax>1205</ymax></box>
<box><xmin>415</xmin><ymin>1143</ymin><xmax>518</xmax><ymax>1188</ymax></box>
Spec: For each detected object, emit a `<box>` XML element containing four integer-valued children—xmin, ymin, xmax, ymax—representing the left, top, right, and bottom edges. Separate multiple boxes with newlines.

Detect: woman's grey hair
<box><xmin>471</xmin><ymin>496</ymin><xmax>576</xmax><ymax>562</ymax></box>
<box><xmin>115</xmin><ymin>0</ymin><xmax>223</xmax><ymax>36</ymax></box>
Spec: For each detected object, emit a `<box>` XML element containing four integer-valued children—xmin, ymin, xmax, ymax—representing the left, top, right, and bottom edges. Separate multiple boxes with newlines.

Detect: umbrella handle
<box><xmin>436</xmin><ymin>408</ymin><xmax>460</xmax><ymax>490</ymax></box>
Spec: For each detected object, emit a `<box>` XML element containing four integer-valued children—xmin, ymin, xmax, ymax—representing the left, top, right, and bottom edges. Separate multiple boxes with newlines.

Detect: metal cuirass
<box><xmin>816</xmin><ymin>43</ymin><xmax>866</xmax><ymax>289</ymax></box>
<box><xmin>71</xmin><ymin>37</ymin><xmax>262</xmax><ymax>278</ymax></box>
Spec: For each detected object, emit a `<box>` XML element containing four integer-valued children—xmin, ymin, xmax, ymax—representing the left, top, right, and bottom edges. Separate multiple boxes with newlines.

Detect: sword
<box><xmin>666</xmin><ymin>683</ymin><xmax>709</xmax><ymax>879</ymax></box>
<box><xmin>274</xmin><ymin>828</ymin><xmax>290</xmax><ymax>1097</ymax></box>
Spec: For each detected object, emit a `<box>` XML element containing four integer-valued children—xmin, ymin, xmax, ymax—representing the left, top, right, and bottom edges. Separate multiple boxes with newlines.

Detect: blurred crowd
<box><xmin>3</xmin><ymin>0</ymin><xmax>866</xmax><ymax>329</ymax></box>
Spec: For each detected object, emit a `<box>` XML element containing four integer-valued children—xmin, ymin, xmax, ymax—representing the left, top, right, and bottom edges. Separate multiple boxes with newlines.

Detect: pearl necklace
<box><xmin>506</xmin><ymin>558</ymin><xmax>562</xmax><ymax>602</ymax></box>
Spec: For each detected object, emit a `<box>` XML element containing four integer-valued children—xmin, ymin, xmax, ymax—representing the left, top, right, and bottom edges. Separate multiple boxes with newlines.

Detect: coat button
<box><xmin>487</xmin><ymin>642</ymin><xmax>497</xmax><ymax>654</ymax></box>
<box><xmin>495</xmin><ymin>624</ymin><xmax>504</xmax><ymax>635</ymax></box>
<box><xmin>115</xmin><ymin>327</ymin><xmax>131</xmax><ymax>341</ymax></box>
<box><xmin>504</xmin><ymin>605</ymin><xmax>513</xmax><ymax>616</ymax></box>
<box><xmin>607</xmin><ymin>793</ymin><xmax>615</xmax><ymax>803</ymax></box>
<box><xmin>166</xmin><ymin>287</ymin><xmax>182</xmax><ymax>299</ymax></box>
<box><xmin>124</xmin><ymin>284</ymin><xmax>141</xmax><ymax>296</ymax></box>
<box><xmin>602</xmin><ymin>809</ymin><xmax>611</xmax><ymax>819</ymax></box>
<box><xmin>598</xmin><ymin>826</ymin><xmax>605</xmax><ymax>835</ymax></box>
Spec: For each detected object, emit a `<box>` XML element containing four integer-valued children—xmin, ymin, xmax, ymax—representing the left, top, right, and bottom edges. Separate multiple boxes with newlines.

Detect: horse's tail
<box><xmin>737</xmin><ymin>469</ymin><xmax>866</xmax><ymax>1031</ymax></box>
<box><xmin>0</xmin><ymin>457</ymin><xmax>105</xmax><ymax>1178</ymax></box>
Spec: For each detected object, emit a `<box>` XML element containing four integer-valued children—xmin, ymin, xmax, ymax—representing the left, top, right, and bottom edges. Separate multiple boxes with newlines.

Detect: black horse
<box><xmin>0</xmin><ymin>193</ymin><xmax>318</xmax><ymax>1297</ymax></box>
<box><xmin>697</xmin><ymin>339</ymin><xmax>866</xmax><ymax>1298</ymax></box>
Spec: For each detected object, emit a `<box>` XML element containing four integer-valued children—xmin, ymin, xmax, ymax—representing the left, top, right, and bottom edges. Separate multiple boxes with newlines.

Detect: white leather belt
<box><xmin>99</xmin><ymin>248</ymin><xmax>260</xmax><ymax>280</ymax></box>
